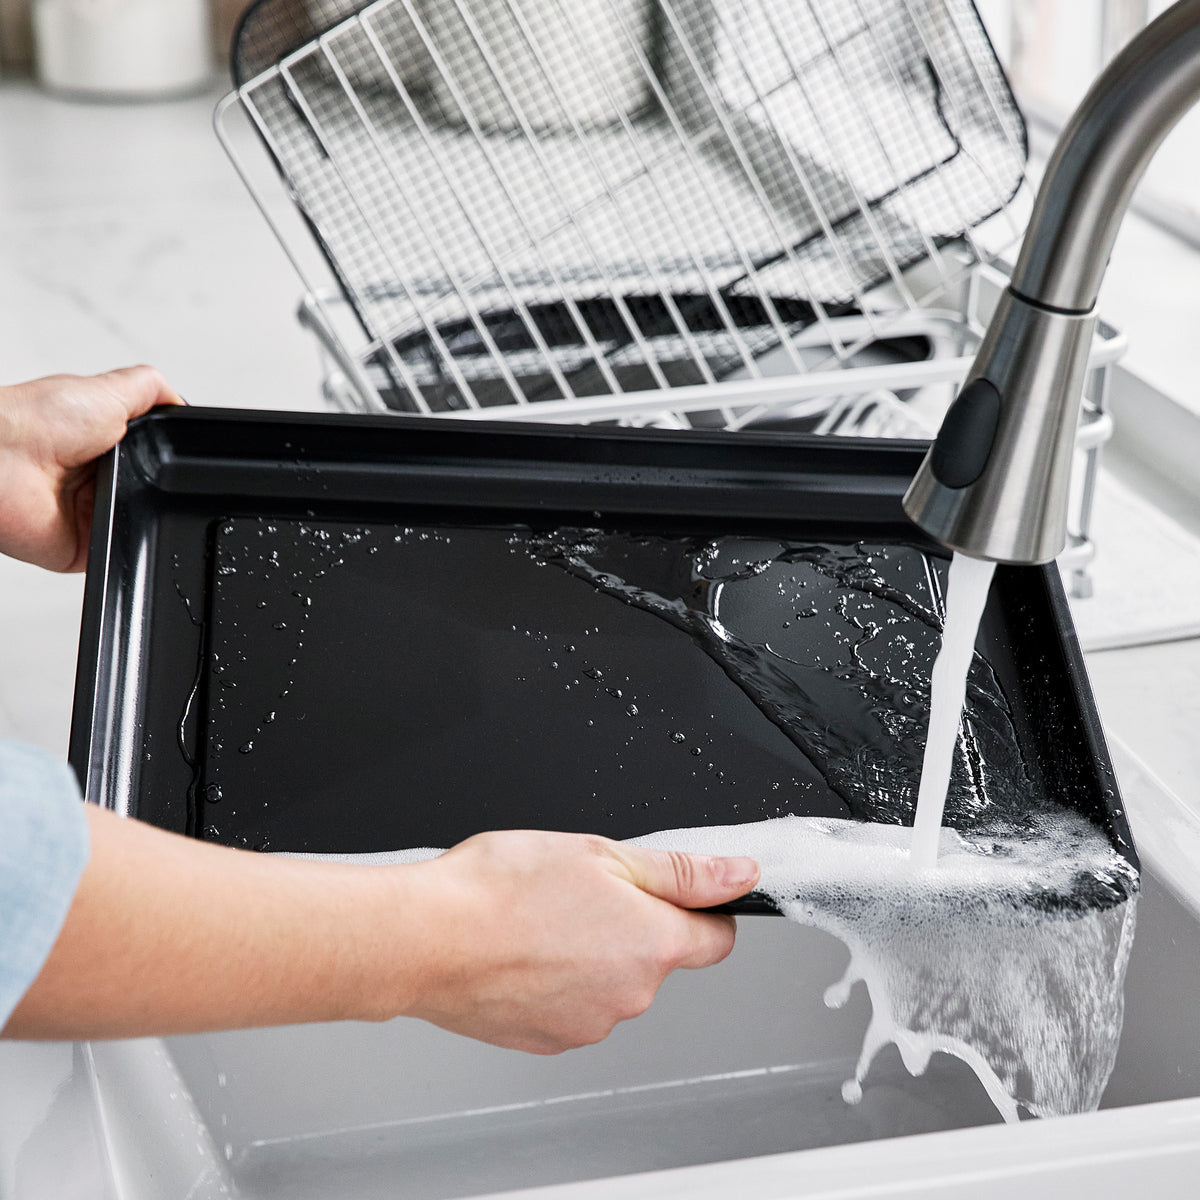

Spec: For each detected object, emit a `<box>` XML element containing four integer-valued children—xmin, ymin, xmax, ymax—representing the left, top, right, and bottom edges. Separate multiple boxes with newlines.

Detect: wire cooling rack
<box><xmin>217</xmin><ymin>0</ymin><xmax>1031</xmax><ymax>419</ymax></box>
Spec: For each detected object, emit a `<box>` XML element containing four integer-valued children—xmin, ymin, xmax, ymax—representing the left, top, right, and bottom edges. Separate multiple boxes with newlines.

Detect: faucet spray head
<box><xmin>902</xmin><ymin>289</ymin><xmax>1096</xmax><ymax>566</ymax></box>
<box><xmin>904</xmin><ymin>0</ymin><xmax>1200</xmax><ymax>564</ymax></box>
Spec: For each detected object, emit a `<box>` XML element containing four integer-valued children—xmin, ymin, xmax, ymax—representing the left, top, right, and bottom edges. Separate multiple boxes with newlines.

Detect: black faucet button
<box><xmin>930</xmin><ymin>378</ymin><xmax>1002</xmax><ymax>489</ymax></box>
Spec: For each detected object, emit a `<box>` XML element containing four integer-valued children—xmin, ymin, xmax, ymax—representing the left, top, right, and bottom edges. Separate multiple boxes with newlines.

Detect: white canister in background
<box><xmin>33</xmin><ymin>0</ymin><xmax>212</xmax><ymax>99</ymax></box>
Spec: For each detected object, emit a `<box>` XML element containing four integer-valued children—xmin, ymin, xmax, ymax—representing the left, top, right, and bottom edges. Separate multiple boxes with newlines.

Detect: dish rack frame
<box><xmin>288</xmin><ymin>256</ymin><xmax>1127</xmax><ymax>597</ymax></box>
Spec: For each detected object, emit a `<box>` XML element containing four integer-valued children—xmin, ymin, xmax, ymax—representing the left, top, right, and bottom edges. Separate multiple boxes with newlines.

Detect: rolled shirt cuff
<box><xmin>0</xmin><ymin>740</ymin><xmax>91</xmax><ymax>1032</ymax></box>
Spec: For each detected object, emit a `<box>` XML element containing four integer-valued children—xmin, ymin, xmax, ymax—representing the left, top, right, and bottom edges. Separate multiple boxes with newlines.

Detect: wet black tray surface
<box><xmin>70</xmin><ymin>410</ymin><xmax>1134</xmax><ymax>907</ymax></box>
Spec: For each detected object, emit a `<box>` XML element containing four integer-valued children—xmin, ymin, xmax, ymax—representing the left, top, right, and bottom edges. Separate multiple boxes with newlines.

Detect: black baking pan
<box><xmin>69</xmin><ymin>409</ymin><xmax>1136</xmax><ymax>913</ymax></box>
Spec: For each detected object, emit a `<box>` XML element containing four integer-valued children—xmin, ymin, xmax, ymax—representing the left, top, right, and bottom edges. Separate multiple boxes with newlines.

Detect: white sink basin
<box><xmin>2</xmin><ymin>738</ymin><xmax>1197</xmax><ymax>1200</ymax></box>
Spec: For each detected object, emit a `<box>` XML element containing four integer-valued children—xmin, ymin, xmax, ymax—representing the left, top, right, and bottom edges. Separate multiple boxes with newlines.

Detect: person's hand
<box><xmin>394</xmin><ymin>830</ymin><xmax>760</xmax><ymax>1054</ymax></box>
<box><xmin>0</xmin><ymin>366</ymin><xmax>184</xmax><ymax>572</ymax></box>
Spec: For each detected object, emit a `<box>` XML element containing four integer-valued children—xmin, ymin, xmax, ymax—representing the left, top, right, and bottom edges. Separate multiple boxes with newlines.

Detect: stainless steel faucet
<box><xmin>903</xmin><ymin>0</ymin><xmax>1200</xmax><ymax>564</ymax></box>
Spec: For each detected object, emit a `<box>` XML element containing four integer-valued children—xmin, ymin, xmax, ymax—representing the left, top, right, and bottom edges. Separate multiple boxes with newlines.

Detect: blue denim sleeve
<box><xmin>0</xmin><ymin>739</ymin><xmax>91</xmax><ymax>1032</ymax></box>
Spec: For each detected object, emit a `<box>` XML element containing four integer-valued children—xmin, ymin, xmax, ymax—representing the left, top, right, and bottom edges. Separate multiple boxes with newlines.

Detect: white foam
<box><xmin>631</xmin><ymin>814</ymin><xmax>1137</xmax><ymax>1121</ymax></box>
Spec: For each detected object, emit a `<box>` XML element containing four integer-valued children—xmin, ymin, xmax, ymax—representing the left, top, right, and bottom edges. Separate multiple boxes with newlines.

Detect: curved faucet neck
<box><xmin>1011</xmin><ymin>0</ymin><xmax>1200</xmax><ymax>314</ymax></box>
<box><xmin>903</xmin><ymin>0</ymin><xmax>1200</xmax><ymax>565</ymax></box>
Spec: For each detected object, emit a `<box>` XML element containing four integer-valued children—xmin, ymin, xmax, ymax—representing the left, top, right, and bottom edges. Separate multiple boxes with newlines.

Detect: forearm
<box><xmin>4</xmin><ymin>805</ymin><xmax>417</xmax><ymax>1038</ymax></box>
<box><xmin>4</xmin><ymin>811</ymin><xmax>754</xmax><ymax>1052</ymax></box>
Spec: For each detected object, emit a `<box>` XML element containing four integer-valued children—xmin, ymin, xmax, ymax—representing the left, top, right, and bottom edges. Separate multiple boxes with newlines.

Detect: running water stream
<box><xmin>910</xmin><ymin>553</ymin><xmax>997</xmax><ymax>871</ymax></box>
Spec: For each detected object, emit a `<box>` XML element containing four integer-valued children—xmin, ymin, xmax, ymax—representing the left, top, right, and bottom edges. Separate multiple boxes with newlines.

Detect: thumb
<box><xmin>608</xmin><ymin>844</ymin><xmax>760</xmax><ymax>909</ymax></box>
<box><xmin>102</xmin><ymin>364</ymin><xmax>186</xmax><ymax>420</ymax></box>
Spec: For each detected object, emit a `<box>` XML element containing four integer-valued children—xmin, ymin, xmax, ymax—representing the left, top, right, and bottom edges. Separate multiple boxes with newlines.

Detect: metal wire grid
<box><xmin>221</xmin><ymin>0</ymin><xmax>1027</xmax><ymax>416</ymax></box>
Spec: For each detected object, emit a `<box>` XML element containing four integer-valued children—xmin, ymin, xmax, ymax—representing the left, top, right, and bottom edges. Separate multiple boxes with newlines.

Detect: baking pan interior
<box><xmin>70</xmin><ymin>410</ymin><xmax>1133</xmax><ymax>897</ymax></box>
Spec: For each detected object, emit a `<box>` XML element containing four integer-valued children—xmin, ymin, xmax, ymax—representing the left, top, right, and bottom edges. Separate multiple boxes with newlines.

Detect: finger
<box><xmin>606</xmin><ymin>844</ymin><xmax>760</xmax><ymax>909</ymax></box>
<box><xmin>102</xmin><ymin>365</ymin><xmax>186</xmax><ymax>419</ymax></box>
<box><xmin>674</xmin><ymin>910</ymin><xmax>737</xmax><ymax>970</ymax></box>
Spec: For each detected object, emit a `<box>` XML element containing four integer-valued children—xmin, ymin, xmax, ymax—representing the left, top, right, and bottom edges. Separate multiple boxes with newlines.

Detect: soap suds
<box><xmin>631</xmin><ymin>815</ymin><xmax>1137</xmax><ymax>1121</ymax></box>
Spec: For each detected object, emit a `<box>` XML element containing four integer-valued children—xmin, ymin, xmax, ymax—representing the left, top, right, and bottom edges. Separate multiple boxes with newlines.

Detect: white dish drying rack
<box><xmin>215</xmin><ymin>0</ymin><xmax>1123</xmax><ymax>594</ymax></box>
